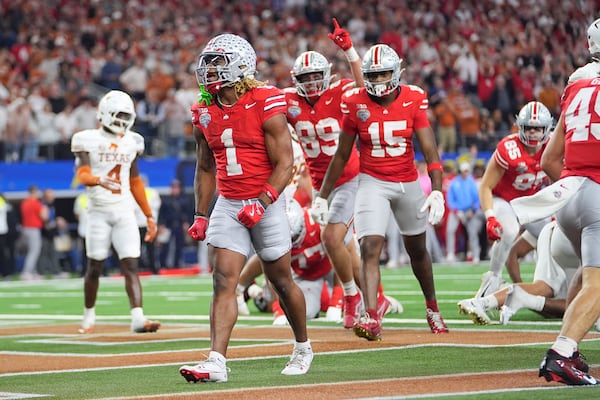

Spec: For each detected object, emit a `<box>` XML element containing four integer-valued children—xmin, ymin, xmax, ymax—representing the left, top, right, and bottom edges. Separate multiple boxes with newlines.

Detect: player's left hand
<box><xmin>237</xmin><ymin>200</ymin><xmax>266</xmax><ymax>228</ymax></box>
<box><xmin>310</xmin><ymin>196</ymin><xmax>329</xmax><ymax>225</ymax></box>
<box><xmin>328</xmin><ymin>18</ymin><xmax>353</xmax><ymax>51</ymax></box>
<box><xmin>144</xmin><ymin>217</ymin><xmax>157</xmax><ymax>242</ymax></box>
<box><xmin>420</xmin><ymin>190</ymin><xmax>445</xmax><ymax>225</ymax></box>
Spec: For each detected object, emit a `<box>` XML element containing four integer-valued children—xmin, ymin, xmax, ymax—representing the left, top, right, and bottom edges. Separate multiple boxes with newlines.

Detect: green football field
<box><xmin>1</xmin><ymin>262</ymin><xmax>599</xmax><ymax>399</ymax></box>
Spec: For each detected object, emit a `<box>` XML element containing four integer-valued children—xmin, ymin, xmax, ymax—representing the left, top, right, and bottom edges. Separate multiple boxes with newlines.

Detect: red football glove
<box><xmin>327</xmin><ymin>18</ymin><xmax>353</xmax><ymax>51</ymax></box>
<box><xmin>188</xmin><ymin>215</ymin><xmax>208</xmax><ymax>241</ymax></box>
<box><xmin>486</xmin><ymin>216</ymin><xmax>503</xmax><ymax>241</ymax></box>
<box><xmin>237</xmin><ymin>200</ymin><xmax>266</xmax><ymax>228</ymax></box>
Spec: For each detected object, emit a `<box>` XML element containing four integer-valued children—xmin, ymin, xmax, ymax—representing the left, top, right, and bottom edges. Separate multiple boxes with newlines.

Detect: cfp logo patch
<box><xmin>288</xmin><ymin>106</ymin><xmax>301</xmax><ymax>118</ymax></box>
<box><xmin>357</xmin><ymin>109</ymin><xmax>370</xmax><ymax>122</ymax></box>
<box><xmin>516</xmin><ymin>162</ymin><xmax>527</xmax><ymax>173</ymax></box>
<box><xmin>199</xmin><ymin>113</ymin><xmax>211</xmax><ymax>128</ymax></box>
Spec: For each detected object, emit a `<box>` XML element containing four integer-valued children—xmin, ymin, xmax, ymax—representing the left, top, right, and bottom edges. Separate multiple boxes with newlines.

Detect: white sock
<box><xmin>530</xmin><ymin>295</ymin><xmax>545</xmax><ymax>312</ymax></box>
<box><xmin>82</xmin><ymin>307</ymin><xmax>95</xmax><ymax>328</ymax></box>
<box><xmin>552</xmin><ymin>336</ymin><xmax>578</xmax><ymax>358</ymax></box>
<box><xmin>295</xmin><ymin>339</ymin><xmax>311</xmax><ymax>351</ymax></box>
<box><xmin>130</xmin><ymin>307</ymin><xmax>145</xmax><ymax>326</ymax></box>
<box><xmin>482</xmin><ymin>295</ymin><xmax>498</xmax><ymax>311</ymax></box>
<box><xmin>236</xmin><ymin>284</ymin><xmax>245</xmax><ymax>295</ymax></box>
<box><xmin>209</xmin><ymin>351</ymin><xmax>226</xmax><ymax>366</ymax></box>
<box><xmin>510</xmin><ymin>287</ymin><xmax>545</xmax><ymax>311</ymax></box>
<box><xmin>342</xmin><ymin>281</ymin><xmax>358</xmax><ymax>296</ymax></box>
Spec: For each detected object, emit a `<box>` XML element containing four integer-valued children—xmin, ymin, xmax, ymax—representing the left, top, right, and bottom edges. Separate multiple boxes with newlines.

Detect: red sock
<box><xmin>366</xmin><ymin>308</ymin><xmax>378</xmax><ymax>319</ymax></box>
<box><xmin>330</xmin><ymin>286</ymin><xmax>344</xmax><ymax>306</ymax></box>
<box><xmin>272</xmin><ymin>300</ymin><xmax>283</xmax><ymax>316</ymax></box>
<box><xmin>426</xmin><ymin>300</ymin><xmax>439</xmax><ymax>312</ymax></box>
<box><xmin>320</xmin><ymin>282</ymin><xmax>330</xmax><ymax>312</ymax></box>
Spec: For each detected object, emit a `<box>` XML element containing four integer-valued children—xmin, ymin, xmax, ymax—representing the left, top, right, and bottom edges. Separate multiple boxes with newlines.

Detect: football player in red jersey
<box><xmin>285</xmin><ymin>18</ymin><xmax>366</xmax><ymax>328</ymax></box>
<box><xmin>179</xmin><ymin>34</ymin><xmax>312</xmax><ymax>383</ymax></box>
<box><xmin>538</xmin><ymin>74</ymin><xmax>600</xmax><ymax>386</ymax></box>
<box><xmin>475</xmin><ymin>101</ymin><xmax>553</xmax><ymax>298</ymax></box>
<box><xmin>316</xmin><ymin>44</ymin><xmax>448</xmax><ymax>340</ymax></box>
<box><xmin>237</xmin><ymin>200</ymin><xmax>403</xmax><ymax>324</ymax></box>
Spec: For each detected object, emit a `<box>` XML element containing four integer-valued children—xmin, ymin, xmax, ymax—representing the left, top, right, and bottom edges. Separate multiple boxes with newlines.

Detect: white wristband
<box><xmin>484</xmin><ymin>210</ymin><xmax>494</xmax><ymax>219</ymax></box>
<box><xmin>344</xmin><ymin>47</ymin><xmax>359</xmax><ymax>62</ymax></box>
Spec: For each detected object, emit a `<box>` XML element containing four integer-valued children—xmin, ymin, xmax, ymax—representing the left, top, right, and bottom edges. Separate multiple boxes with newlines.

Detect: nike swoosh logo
<box><xmin>403</xmin><ymin>101</ymin><xmax>413</xmax><ymax>107</ymax></box>
<box><xmin>245</xmin><ymin>102</ymin><xmax>257</xmax><ymax>109</ymax></box>
<box><xmin>325</xmin><ymin>98</ymin><xmax>333</xmax><ymax>105</ymax></box>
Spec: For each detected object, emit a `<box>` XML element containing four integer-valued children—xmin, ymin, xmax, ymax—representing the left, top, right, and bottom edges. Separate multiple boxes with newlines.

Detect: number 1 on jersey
<box><xmin>221</xmin><ymin>128</ymin><xmax>243</xmax><ymax>176</ymax></box>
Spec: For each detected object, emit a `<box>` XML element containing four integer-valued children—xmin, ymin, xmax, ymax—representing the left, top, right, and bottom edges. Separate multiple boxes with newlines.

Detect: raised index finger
<box><xmin>332</xmin><ymin>18</ymin><xmax>340</xmax><ymax>30</ymax></box>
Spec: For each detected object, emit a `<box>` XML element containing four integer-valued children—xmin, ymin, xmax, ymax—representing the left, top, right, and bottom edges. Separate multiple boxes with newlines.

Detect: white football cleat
<box><xmin>236</xmin><ymin>293</ymin><xmax>250</xmax><ymax>316</ymax></box>
<box><xmin>323</xmin><ymin>305</ymin><xmax>343</xmax><ymax>322</ymax></box>
<box><xmin>475</xmin><ymin>271</ymin><xmax>505</xmax><ymax>298</ymax></box>
<box><xmin>273</xmin><ymin>313</ymin><xmax>289</xmax><ymax>326</ymax></box>
<box><xmin>500</xmin><ymin>284</ymin><xmax>534</xmax><ymax>324</ymax></box>
<box><xmin>179</xmin><ymin>357</ymin><xmax>229</xmax><ymax>383</ymax></box>
<box><xmin>281</xmin><ymin>344</ymin><xmax>313</xmax><ymax>375</ymax></box>
<box><xmin>247</xmin><ymin>283</ymin><xmax>263</xmax><ymax>299</ymax></box>
<box><xmin>499</xmin><ymin>304</ymin><xmax>516</xmax><ymax>325</ymax></box>
<box><xmin>457</xmin><ymin>298</ymin><xmax>490</xmax><ymax>325</ymax></box>
<box><xmin>383</xmin><ymin>295</ymin><xmax>404</xmax><ymax>315</ymax></box>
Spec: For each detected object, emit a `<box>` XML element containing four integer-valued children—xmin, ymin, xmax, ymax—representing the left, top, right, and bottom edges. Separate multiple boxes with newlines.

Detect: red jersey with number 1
<box><xmin>340</xmin><ymin>85</ymin><xmax>430</xmax><ymax>182</ymax></box>
<box><xmin>285</xmin><ymin>79</ymin><xmax>360</xmax><ymax>190</ymax></box>
<box><xmin>291</xmin><ymin>208</ymin><xmax>332</xmax><ymax>280</ymax></box>
<box><xmin>560</xmin><ymin>77</ymin><xmax>600</xmax><ymax>184</ymax></box>
<box><xmin>192</xmin><ymin>86</ymin><xmax>287</xmax><ymax>199</ymax></box>
<box><xmin>491</xmin><ymin>133</ymin><xmax>546</xmax><ymax>201</ymax></box>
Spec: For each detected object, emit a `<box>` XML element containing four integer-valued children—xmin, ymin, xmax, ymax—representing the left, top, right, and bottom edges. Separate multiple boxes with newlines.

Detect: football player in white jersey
<box><xmin>71</xmin><ymin>90</ymin><xmax>160</xmax><ymax>334</ymax></box>
<box><xmin>567</xmin><ymin>18</ymin><xmax>600</xmax><ymax>83</ymax></box>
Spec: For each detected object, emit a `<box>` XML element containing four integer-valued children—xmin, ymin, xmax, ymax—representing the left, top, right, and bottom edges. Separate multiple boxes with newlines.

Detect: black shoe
<box><xmin>539</xmin><ymin>349</ymin><xmax>598</xmax><ymax>385</ymax></box>
<box><xmin>573</xmin><ymin>351</ymin><xmax>589</xmax><ymax>373</ymax></box>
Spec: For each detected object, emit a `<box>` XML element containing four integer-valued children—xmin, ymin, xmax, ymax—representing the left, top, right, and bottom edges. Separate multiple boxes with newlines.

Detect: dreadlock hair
<box><xmin>231</xmin><ymin>77</ymin><xmax>266</xmax><ymax>98</ymax></box>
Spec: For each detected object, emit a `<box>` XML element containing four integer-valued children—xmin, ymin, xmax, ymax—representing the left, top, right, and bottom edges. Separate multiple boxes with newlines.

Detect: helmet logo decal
<box><xmin>529</xmin><ymin>101</ymin><xmax>539</xmax><ymax>123</ymax></box>
<box><xmin>303</xmin><ymin>53</ymin><xmax>310</xmax><ymax>69</ymax></box>
<box><xmin>371</xmin><ymin>46</ymin><xmax>382</xmax><ymax>68</ymax></box>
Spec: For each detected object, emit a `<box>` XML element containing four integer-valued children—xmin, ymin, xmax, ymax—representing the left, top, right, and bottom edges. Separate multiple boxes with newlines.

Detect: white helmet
<box><xmin>96</xmin><ymin>90</ymin><xmax>136</xmax><ymax>134</ymax></box>
<box><xmin>587</xmin><ymin>18</ymin><xmax>600</xmax><ymax>56</ymax></box>
<box><xmin>361</xmin><ymin>44</ymin><xmax>404</xmax><ymax>97</ymax></box>
<box><xmin>287</xmin><ymin>199</ymin><xmax>306</xmax><ymax>247</ymax></box>
<box><xmin>195</xmin><ymin>33</ymin><xmax>256</xmax><ymax>95</ymax></box>
<box><xmin>290</xmin><ymin>51</ymin><xmax>332</xmax><ymax>98</ymax></box>
<box><xmin>515</xmin><ymin>101</ymin><xmax>553</xmax><ymax>148</ymax></box>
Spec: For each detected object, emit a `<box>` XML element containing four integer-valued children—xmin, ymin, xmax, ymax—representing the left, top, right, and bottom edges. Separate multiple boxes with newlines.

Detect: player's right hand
<box><xmin>188</xmin><ymin>215</ymin><xmax>208</xmax><ymax>241</ymax></box>
<box><xmin>310</xmin><ymin>196</ymin><xmax>329</xmax><ymax>225</ymax></box>
<box><xmin>486</xmin><ymin>216</ymin><xmax>503</xmax><ymax>241</ymax></box>
<box><xmin>327</xmin><ymin>18</ymin><xmax>353</xmax><ymax>51</ymax></box>
<box><xmin>98</xmin><ymin>176</ymin><xmax>121</xmax><ymax>191</ymax></box>
<box><xmin>145</xmin><ymin>217</ymin><xmax>157</xmax><ymax>242</ymax></box>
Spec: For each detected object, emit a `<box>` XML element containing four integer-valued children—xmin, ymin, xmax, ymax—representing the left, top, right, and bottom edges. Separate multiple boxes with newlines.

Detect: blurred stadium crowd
<box><xmin>0</xmin><ymin>0</ymin><xmax>594</xmax><ymax>163</ymax></box>
<box><xmin>0</xmin><ymin>0</ymin><xmax>596</xmax><ymax>278</ymax></box>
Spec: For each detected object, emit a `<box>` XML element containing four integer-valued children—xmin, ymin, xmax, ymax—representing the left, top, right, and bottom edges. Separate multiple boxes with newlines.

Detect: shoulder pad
<box><xmin>568</xmin><ymin>62</ymin><xmax>600</xmax><ymax>84</ymax></box>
